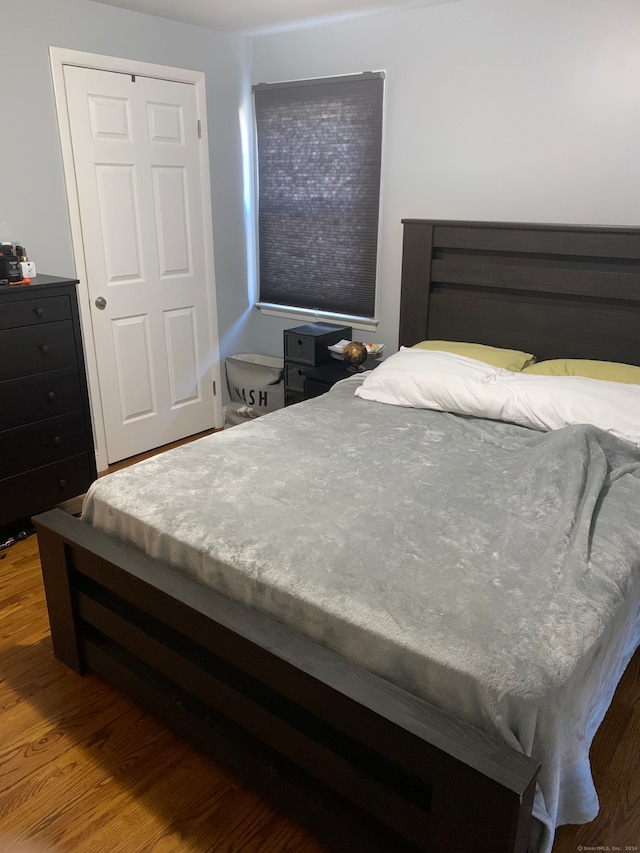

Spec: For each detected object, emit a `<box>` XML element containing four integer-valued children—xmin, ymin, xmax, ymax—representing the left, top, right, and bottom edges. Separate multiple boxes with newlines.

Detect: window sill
<box><xmin>255</xmin><ymin>302</ymin><xmax>379</xmax><ymax>332</ymax></box>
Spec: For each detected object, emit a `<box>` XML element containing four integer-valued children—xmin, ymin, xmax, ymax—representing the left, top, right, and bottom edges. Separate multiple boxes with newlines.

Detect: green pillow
<box><xmin>412</xmin><ymin>340</ymin><xmax>536</xmax><ymax>371</ymax></box>
<box><xmin>523</xmin><ymin>359</ymin><xmax>640</xmax><ymax>385</ymax></box>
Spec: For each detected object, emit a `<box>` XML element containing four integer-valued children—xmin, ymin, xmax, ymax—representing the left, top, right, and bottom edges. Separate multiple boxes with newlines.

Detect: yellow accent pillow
<box><xmin>412</xmin><ymin>340</ymin><xmax>536</xmax><ymax>371</ymax></box>
<box><xmin>522</xmin><ymin>359</ymin><xmax>640</xmax><ymax>385</ymax></box>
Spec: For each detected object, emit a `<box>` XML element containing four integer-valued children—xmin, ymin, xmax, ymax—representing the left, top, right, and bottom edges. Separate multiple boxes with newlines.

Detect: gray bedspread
<box><xmin>83</xmin><ymin>374</ymin><xmax>640</xmax><ymax>853</ymax></box>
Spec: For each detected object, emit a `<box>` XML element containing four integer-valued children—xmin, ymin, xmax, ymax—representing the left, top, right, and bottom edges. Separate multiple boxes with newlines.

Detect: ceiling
<box><xmin>91</xmin><ymin>0</ymin><xmax>457</xmax><ymax>37</ymax></box>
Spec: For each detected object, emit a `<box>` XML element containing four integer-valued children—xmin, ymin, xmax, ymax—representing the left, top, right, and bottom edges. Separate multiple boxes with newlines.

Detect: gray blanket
<box><xmin>83</xmin><ymin>375</ymin><xmax>640</xmax><ymax>853</ymax></box>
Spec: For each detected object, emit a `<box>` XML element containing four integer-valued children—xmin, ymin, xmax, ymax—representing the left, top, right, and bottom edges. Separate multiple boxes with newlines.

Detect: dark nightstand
<box><xmin>303</xmin><ymin>360</ymin><xmax>381</xmax><ymax>400</ymax></box>
<box><xmin>302</xmin><ymin>361</ymin><xmax>352</xmax><ymax>399</ymax></box>
<box><xmin>283</xmin><ymin>323</ymin><xmax>351</xmax><ymax>405</ymax></box>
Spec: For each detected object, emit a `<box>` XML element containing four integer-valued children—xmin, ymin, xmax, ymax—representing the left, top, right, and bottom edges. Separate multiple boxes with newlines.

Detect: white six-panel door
<box><xmin>63</xmin><ymin>65</ymin><xmax>219</xmax><ymax>463</ymax></box>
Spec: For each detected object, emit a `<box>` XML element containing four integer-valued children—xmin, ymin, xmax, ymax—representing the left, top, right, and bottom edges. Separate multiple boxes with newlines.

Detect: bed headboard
<box><xmin>399</xmin><ymin>219</ymin><xmax>640</xmax><ymax>366</ymax></box>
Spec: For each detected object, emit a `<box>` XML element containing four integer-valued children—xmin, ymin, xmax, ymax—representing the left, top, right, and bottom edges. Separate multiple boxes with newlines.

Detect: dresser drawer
<box><xmin>0</xmin><ymin>367</ymin><xmax>82</xmax><ymax>431</ymax></box>
<box><xmin>0</xmin><ymin>454</ymin><xmax>95</xmax><ymax>528</ymax></box>
<box><xmin>0</xmin><ymin>294</ymin><xmax>71</xmax><ymax>331</ymax></box>
<box><xmin>0</xmin><ymin>412</ymin><xmax>88</xmax><ymax>478</ymax></box>
<box><xmin>0</xmin><ymin>320</ymin><xmax>77</xmax><ymax>381</ymax></box>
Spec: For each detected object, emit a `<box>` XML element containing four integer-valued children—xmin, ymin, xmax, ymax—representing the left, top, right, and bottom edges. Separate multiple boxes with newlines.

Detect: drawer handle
<box><xmin>48</xmin><ymin>391</ymin><xmax>56</xmax><ymax>401</ymax></box>
<box><xmin>53</xmin><ymin>436</ymin><xmax>62</xmax><ymax>447</ymax></box>
<box><xmin>35</xmin><ymin>307</ymin><xmax>45</xmax><ymax>318</ymax></box>
<box><xmin>40</xmin><ymin>344</ymin><xmax>50</xmax><ymax>354</ymax></box>
<box><xmin>59</xmin><ymin>479</ymin><xmax>67</xmax><ymax>488</ymax></box>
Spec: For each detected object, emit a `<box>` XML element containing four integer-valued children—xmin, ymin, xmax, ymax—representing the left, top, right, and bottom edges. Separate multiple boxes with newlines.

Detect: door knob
<box><xmin>95</xmin><ymin>296</ymin><xmax>107</xmax><ymax>310</ymax></box>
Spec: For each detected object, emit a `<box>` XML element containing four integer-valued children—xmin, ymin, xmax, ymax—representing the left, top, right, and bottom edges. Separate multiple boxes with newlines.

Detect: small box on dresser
<box><xmin>283</xmin><ymin>322</ymin><xmax>351</xmax><ymax>405</ymax></box>
<box><xmin>0</xmin><ymin>276</ymin><xmax>97</xmax><ymax>530</ymax></box>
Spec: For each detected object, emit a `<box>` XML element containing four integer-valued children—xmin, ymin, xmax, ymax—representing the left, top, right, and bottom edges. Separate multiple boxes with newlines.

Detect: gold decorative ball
<box><xmin>342</xmin><ymin>341</ymin><xmax>368</xmax><ymax>371</ymax></box>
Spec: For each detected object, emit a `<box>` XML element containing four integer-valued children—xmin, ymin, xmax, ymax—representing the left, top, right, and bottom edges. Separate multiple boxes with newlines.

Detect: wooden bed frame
<box><xmin>34</xmin><ymin>220</ymin><xmax>640</xmax><ymax>853</ymax></box>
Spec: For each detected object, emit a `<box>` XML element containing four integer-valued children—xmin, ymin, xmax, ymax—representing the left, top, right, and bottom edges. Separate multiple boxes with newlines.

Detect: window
<box><xmin>253</xmin><ymin>72</ymin><xmax>384</xmax><ymax>321</ymax></box>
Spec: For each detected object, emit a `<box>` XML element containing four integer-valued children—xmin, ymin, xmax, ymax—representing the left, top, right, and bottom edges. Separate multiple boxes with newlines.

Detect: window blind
<box><xmin>253</xmin><ymin>72</ymin><xmax>384</xmax><ymax>319</ymax></box>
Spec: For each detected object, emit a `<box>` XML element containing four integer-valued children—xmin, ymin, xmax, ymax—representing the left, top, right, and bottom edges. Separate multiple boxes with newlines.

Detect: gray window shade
<box><xmin>254</xmin><ymin>73</ymin><xmax>384</xmax><ymax>319</ymax></box>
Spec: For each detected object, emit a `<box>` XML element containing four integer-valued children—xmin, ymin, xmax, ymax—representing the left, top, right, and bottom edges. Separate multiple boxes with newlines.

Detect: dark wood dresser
<box><xmin>0</xmin><ymin>276</ymin><xmax>97</xmax><ymax>530</ymax></box>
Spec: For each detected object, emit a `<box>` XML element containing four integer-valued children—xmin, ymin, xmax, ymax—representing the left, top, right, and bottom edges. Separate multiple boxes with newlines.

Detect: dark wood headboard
<box><xmin>399</xmin><ymin>219</ymin><xmax>640</xmax><ymax>366</ymax></box>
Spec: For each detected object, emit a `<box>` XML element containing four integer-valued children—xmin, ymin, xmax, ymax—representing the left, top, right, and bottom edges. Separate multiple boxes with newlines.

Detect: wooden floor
<box><xmin>0</xmin><ymin>438</ymin><xmax>639</xmax><ymax>852</ymax></box>
<box><xmin>0</xmin><ymin>536</ymin><xmax>326</xmax><ymax>853</ymax></box>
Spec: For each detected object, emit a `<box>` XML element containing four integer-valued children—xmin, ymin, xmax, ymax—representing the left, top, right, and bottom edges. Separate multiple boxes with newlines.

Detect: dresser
<box><xmin>283</xmin><ymin>323</ymin><xmax>351</xmax><ymax>405</ymax></box>
<box><xmin>0</xmin><ymin>276</ymin><xmax>97</xmax><ymax>529</ymax></box>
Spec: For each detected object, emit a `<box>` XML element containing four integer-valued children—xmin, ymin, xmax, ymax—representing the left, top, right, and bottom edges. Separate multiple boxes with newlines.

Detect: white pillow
<box><xmin>355</xmin><ymin>348</ymin><xmax>640</xmax><ymax>445</ymax></box>
<box><xmin>355</xmin><ymin>347</ymin><xmax>505</xmax><ymax>409</ymax></box>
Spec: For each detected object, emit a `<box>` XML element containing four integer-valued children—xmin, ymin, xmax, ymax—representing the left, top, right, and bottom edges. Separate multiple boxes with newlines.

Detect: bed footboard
<box><xmin>34</xmin><ymin>508</ymin><xmax>539</xmax><ymax>853</ymax></box>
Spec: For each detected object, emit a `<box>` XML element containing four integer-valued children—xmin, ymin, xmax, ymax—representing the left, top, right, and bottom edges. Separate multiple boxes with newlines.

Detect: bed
<box><xmin>34</xmin><ymin>219</ymin><xmax>640</xmax><ymax>853</ymax></box>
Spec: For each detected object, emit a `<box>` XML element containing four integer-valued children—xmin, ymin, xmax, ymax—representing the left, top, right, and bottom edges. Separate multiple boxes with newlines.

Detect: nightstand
<box><xmin>303</xmin><ymin>361</ymin><xmax>352</xmax><ymax>400</ymax></box>
<box><xmin>283</xmin><ymin>323</ymin><xmax>351</xmax><ymax>405</ymax></box>
<box><xmin>303</xmin><ymin>360</ymin><xmax>382</xmax><ymax>400</ymax></box>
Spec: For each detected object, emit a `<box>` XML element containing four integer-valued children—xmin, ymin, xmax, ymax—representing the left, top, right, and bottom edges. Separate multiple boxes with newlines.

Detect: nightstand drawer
<box><xmin>0</xmin><ymin>367</ymin><xmax>82</xmax><ymax>431</ymax></box>
<box><xmin>0</xmin><ymin>294</ymin><xmax>72</xmax><ymax>331</ymax></box>
<box><xmin>284</xmin><ymin>323</ymin><xmax>352</xmax><ymax>366</ymax></box>
<box><xmin>285</xmin><ymin>362</ymin><xmax>308</xmax><ymax>393</ymax></box>
<box><xmin>302</xmin><ymin>361</ymin><xmax>352</xmax><ymax>399</ymax></box>
<box><xmin>0</xmin><ymin>411</ymin><xmax>88</xmax><ymax>478</ymax></box>
<box><xmin>0</xmin><ymin>454</ymin><xmax>95</xmax><ymax>528</ymax></box>
<box><xmin>284</xmin><ymin>331</ymin><xmax>317</xmax><ymax>365</ymax></box>
<box><xmin>0</xmin><ymin>320</ymin><xmax>77</xmax><ymax>381</ymax></box>
<box><xmin>285</xmin><ymin>390</ymin><xmax>303</xmax><ymax>406</ymax></box>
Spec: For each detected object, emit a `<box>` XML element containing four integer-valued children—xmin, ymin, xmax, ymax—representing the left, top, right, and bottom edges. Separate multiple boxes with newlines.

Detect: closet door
<box><xmin>64</xmin><ymin>65</ymin><xmax>219</xmax><ymax>463</ymax></box>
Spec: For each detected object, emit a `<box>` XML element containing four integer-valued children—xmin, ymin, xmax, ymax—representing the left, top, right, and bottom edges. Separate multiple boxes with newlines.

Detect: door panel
<box><xmin>152</xmin><ymin>166</ymin><xmax>192</xmax><ymax>277</ymax></box>
<box><xmin>111</xmin><ymin>314</ymin><xmax>156</xmax><ymax>422</ymax></box>
<box><xmin>88</xmin><ymin>95</ymin><xmax>131</xmax><ymax>140</ymax></box>
<box><xmin>63</xmin><ymin>65</ymin><xmax>217</xmax><ymax>463</ymax></box>
<box><xmin>164</xmin><ymin>307</ymin><xmax>201</xmax><ymax>408</ymax></box>
<box><xmin>95</xmin><ymin>164</ymin><xmax>144</xmax><ymax>283</ymax></box>
<box><xmin>147</xmin><ymin>101</ymin><xmax>184</xmax><ymax>144</ymax></box>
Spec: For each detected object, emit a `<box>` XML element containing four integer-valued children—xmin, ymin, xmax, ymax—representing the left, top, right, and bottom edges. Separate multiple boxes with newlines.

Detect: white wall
<box><xmin>0</xmin><ymin>0</ymin><xmax>252</xmax><ymax>363</ymax></box>
<box><xmin>251</xmin><ymin>0</ymin><xmax>640</xmax><ymax>354</ymax></box>
<box><xmin>2</xmin><ymin>0</ymin><xmax>639</xmax><ymax>371</ymax></box>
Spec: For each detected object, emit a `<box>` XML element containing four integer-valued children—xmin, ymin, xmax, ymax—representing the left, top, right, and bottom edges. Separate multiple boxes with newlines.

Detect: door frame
<box><xmin>50</xmin><ymin>46</ymin><xmax>223</xmax><ymax>473</ymax></box>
